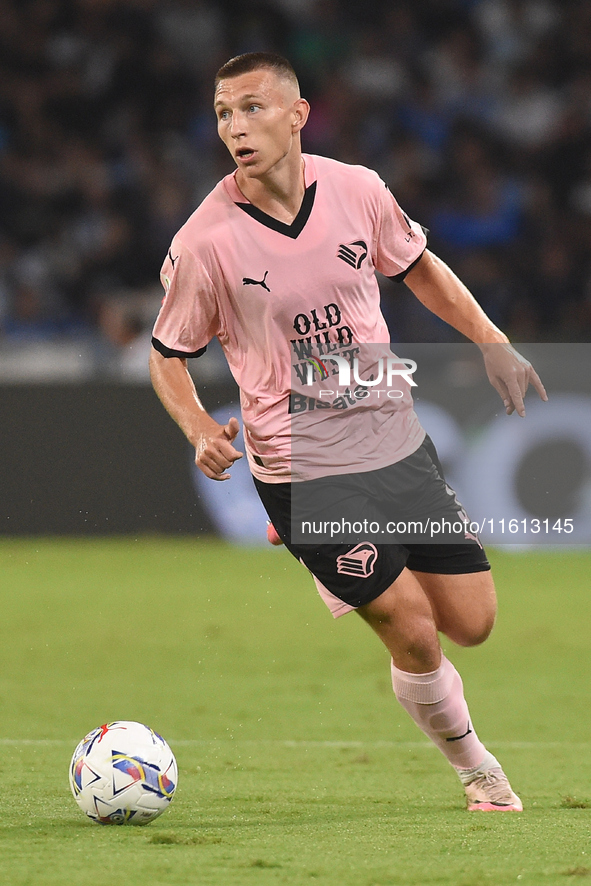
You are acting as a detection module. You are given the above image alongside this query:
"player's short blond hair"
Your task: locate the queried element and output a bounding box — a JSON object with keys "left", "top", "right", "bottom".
{"left": 215, "top": 52, "right": 300, "bottom": 94}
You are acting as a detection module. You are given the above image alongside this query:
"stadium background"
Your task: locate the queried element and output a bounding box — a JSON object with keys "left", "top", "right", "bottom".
{"left": 1, "top": 0, "right": 590, "bottom": 540}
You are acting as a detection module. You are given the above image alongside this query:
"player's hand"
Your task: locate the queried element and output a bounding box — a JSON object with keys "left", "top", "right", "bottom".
{"left": 479, "top": 343, "right": 548, "bottom": 417}
{"left": 194, "top": 415, "right": 243, "bottom": 481}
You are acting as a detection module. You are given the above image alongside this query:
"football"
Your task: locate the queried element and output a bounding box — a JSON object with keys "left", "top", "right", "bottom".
{"left": 69, "top": 720, "right": 178, "bottom": 825}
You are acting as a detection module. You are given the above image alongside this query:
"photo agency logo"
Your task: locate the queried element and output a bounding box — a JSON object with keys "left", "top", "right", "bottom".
{"left": 302, "top": 353, "right": 418, "bottom": 401}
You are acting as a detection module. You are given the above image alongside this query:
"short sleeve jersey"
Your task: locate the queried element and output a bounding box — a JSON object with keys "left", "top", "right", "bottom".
{"left": 152, "top": 154, "right": 427, "bottom": 482}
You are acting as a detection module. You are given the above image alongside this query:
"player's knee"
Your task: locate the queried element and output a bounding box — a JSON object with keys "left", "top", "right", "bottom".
{"left": 451, "top": 612, "right": 495, "bottom": 647}
{"left": 393, "top": 613, "right": 442, "bottom": 667}
{"left": 360, "top": 608, "right": 440, "bottom": 668}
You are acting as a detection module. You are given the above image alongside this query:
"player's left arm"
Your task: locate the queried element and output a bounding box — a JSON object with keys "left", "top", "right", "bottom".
{"left": 403, "top": 249, "right": 548, "bottom": 416}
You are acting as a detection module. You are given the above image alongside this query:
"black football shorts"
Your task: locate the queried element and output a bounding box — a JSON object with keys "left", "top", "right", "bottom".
{"left": 253, "top": 435, "right": 490, "bottom": 610}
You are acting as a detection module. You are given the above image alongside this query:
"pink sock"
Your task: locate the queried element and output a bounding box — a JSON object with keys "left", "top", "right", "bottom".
{"left": 391, "top": 655, "right": 487, "bottom": 770}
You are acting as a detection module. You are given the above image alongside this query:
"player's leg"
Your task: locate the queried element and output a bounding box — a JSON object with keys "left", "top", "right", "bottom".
{"left": 402, "top": 434, "right": 497, "bottom": 648}
{"left": 253, "top": 476, "right": 521, "bottom": 810}
{"left": 357, "top": 568, "right": 522, "bottom": 811}
{"left": 411, "top": 569, "right": 497, "bottom": 647}
{"left": 354, "top": 565, "right": 441, "bottom": 672}
{"left": 357, "top": 568, "right": 489, "bottom": 770}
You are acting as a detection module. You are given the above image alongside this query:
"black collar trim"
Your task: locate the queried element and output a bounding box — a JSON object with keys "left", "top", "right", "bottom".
{"left": 235, "top": 181, "right": 317, "bottom": 239}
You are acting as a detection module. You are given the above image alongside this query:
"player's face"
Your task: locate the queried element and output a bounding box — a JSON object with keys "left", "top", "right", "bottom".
{"left": 214, "top": 70, "right": 308, "bottom": 180}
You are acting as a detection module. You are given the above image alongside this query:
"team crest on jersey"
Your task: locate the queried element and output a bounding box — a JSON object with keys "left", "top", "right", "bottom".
{"left": 336, "top": 543, "right": 378, "bottom": 577}
{"left": 337, "top": 240, "right": 368, "bottom": 270}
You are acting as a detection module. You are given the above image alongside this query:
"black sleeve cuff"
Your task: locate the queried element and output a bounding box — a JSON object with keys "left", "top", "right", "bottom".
{"left": 151, "top": 337, "right": 207, "bottom": 359}
{"left": 389, "top": 246, "right": 427, "bottom": 282}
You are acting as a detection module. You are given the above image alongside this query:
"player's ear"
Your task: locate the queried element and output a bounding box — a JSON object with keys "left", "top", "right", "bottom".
{"left": 291, "top": 98, "right": 310, "bottom": 133}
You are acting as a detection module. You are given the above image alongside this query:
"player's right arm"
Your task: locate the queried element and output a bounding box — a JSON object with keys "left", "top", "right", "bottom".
{"left": 150, "top": 237, "right": 242, "bottom": 481}
{"left": 149, "top": 349, "right": 243, "bottom": 481}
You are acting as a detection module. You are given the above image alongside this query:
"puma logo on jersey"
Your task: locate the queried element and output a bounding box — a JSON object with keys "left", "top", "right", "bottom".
{"left": 243, "top": 270, "right": 270, "bottom": 291}
{"left": 168, "top": 249, "right": 179, "bottom": 268}
{"left": 337, "top": 240, "right": 368, "bottom": 269}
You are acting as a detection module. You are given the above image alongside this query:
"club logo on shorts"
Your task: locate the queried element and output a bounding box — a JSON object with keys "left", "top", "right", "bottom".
{"left": 336, "top": 543, "right": 378, "bottom": 578}
{"left": 337, "top": 240, "right": 368, "bottom": 270}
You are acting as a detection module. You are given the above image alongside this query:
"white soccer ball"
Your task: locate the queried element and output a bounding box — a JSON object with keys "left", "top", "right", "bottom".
{"left": 69, "top": 721, "right": 178, "bottom": 825}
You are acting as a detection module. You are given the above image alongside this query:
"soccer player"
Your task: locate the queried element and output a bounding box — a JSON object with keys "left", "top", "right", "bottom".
{"left": 149, "top": 52, "right": 547, "bottom": 811}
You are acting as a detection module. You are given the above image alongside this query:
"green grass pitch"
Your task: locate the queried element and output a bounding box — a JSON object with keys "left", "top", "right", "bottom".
{"left": 0, "top": 538, "right": 589, "bottom": 885}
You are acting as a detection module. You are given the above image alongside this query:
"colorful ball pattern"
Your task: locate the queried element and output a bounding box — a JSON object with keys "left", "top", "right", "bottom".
{"left": 69, "top": 721, "right": 178, "bottom": 825}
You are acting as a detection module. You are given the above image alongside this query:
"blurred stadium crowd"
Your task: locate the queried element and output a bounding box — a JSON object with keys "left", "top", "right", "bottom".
{"left": 1, "top": 0, "right": 591, "bottom": 376}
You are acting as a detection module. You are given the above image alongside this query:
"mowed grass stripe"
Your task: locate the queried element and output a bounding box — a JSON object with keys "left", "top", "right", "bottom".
{"left": 2, "top": 738, "right": 591, "bottom": 748}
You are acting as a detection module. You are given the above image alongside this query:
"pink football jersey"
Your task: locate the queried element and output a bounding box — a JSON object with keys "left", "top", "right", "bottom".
{"left": 152, "top": 154, "right": 427, "bottom": 481}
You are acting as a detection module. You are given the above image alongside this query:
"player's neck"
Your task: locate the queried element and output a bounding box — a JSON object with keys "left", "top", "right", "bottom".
{"left": 235, "top": 153, "right": 305, "bottom": 225}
